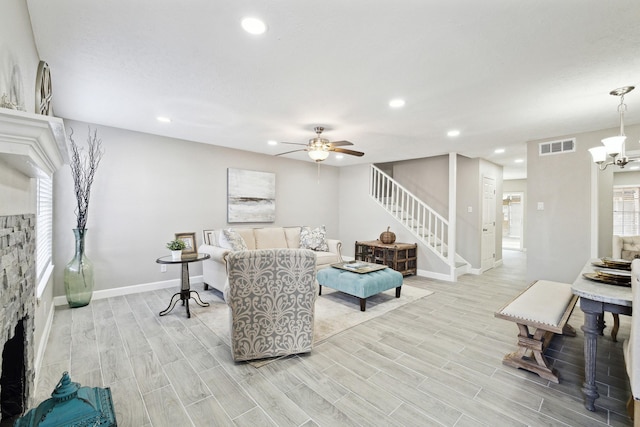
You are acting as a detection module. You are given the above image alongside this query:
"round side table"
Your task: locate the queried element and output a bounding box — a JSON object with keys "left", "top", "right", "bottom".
{"left": 156, "top": 253, "right": 210, "bottom": 318}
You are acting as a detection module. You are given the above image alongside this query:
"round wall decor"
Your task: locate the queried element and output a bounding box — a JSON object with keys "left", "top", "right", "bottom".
{"left": 35, "top": 61, "right": 52, "bottom": 115}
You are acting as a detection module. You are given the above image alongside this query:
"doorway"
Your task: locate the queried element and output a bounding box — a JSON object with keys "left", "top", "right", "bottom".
{"left": 481, "top": 176, "right": 496, "bottom": 272}
{"left": 503, "top": 192, "right": 523, "bottom": 250}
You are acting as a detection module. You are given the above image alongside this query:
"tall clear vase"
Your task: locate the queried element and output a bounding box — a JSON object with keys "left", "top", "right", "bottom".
{"left": 64, "top": 228, "right": 94, "bottom": 308}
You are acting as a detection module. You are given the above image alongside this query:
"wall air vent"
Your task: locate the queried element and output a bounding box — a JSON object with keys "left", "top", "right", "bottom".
{"left": 539, "top": 138, "right": 576, "bottom": 156}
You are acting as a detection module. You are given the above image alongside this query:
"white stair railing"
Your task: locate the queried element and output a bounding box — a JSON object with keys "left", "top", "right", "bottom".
{"left": 369, "top": 165, "right": 450, "bottom": 263}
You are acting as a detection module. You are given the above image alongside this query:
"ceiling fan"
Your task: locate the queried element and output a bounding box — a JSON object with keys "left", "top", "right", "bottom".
{"left": 275, "top": 126, "right": 364, "bottom": 162}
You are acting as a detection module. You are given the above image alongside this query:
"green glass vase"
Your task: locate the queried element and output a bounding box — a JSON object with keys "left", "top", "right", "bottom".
{"left": 64, "top": 228, "right": 94, "bottom": 308}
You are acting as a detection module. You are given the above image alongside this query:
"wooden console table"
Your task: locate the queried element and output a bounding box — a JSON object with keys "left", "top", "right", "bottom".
{"left": 354, "top": 240, "right": 417, "bottom": 276}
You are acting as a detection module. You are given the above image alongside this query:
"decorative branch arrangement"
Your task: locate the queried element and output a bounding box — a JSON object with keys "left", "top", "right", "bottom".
{"left": 69, "top": 127, "right": 104, "bottom": 230}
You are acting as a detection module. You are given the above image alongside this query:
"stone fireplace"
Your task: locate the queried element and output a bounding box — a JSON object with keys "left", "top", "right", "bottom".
{"left": 0, "top": 109, "right": 67, "bottom": 422}
{"left": 0, "top": 215, "right": 36, "bottom": 424}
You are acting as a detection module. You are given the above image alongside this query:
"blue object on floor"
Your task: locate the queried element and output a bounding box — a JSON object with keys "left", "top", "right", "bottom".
{"left": 317, "top": 265, "right": 403, "bottom": 311}
{"left": 14, "top": 371, "right": 117, "bottom": 427}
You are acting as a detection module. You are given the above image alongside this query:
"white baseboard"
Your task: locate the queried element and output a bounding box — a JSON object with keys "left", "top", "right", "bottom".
{"left": 53, "top": 275, "right": 204, "bottom": 306}
{"left": 416, "top": 268, "right": 455, "bottom": 282}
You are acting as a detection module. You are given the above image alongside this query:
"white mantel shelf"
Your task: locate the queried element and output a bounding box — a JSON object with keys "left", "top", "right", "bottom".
{"left": 0, "top": 108, "right": 68, "bottom": 178}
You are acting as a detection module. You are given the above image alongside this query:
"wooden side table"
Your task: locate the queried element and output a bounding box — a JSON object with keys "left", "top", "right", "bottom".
{"left": 354, "top": 240, "right": 417, "bottom": 276}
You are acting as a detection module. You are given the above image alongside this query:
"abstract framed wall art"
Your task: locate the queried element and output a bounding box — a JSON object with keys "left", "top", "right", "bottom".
{"left": 227, "top": 168, "right": 276, "bottom": 223}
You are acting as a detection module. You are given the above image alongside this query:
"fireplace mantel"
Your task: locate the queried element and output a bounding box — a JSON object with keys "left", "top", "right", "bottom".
{"left": 0, "top": 109, "right": 68, "bottom": 178}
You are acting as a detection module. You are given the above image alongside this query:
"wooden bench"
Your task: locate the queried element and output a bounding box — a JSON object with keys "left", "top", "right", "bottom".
{"left": 495, "top": 280, "right": 578, "bottom": 383}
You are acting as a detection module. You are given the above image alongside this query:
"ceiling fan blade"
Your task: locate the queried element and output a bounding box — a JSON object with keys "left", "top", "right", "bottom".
{"left": 329, "top": 140, "right": 353, "bottom": 147}
{"left": 276, "top": 148, "right": 308, "bottom": 156}
{"left": 332, "top": 147, "right": 364, "bottom": 157}
{"left": 279, "top": 141, "right": 308, "bottom": 146}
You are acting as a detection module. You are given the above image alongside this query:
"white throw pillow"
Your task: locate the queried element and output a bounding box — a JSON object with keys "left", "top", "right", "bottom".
{"left": 220, "top": 228, "right": 248, "bottom": 251}
{"left": 300, "top": 225, "right": 329, "bottom": 252}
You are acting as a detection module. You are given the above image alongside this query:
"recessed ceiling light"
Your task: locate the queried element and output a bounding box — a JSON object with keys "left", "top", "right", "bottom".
{"left": 630, "top": 166, "right": 640, "bottom": 170}
{"left": 389, "top": 99, "right": 405, "bottom": 108}
{"left": 157, "top": 116, "right": 171, "bottom": 123}
{"left": 514, "top": 159, "right": 524, "bottom": 163}
{"left": 267, "top": 140, "right": 278, "bottom": 146}
{"left": 241, "top": 17, "right": 267, "bottom": 35}
{"left": 335, "top": 154, "right": 344, "bottom": 160}
{"left": 494, "top": 148, "right": 505, "bottom": 154}
{"left": 447, "top": 130, "right": 460, "bottom": 137}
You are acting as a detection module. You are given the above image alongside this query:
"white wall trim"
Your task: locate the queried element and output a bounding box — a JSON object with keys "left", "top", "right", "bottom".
{"left": 33, "top": 299, "right": 55, "bottom": 392}
{"left": 416, "top": 268, "right": 453, "bottom": 282}
{"left": 590, "top": 162, "right": 599, "bottom": 258}
{"left": 53, "top": 275, "right": 204, "bottom": 306}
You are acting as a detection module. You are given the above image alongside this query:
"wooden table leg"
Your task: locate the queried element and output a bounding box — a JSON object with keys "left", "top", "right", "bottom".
{"left": 581, "top": 309, "right": 600, "bottom": 411}
{"left": 612, "top": 313, "right": 620, "bottom": 342}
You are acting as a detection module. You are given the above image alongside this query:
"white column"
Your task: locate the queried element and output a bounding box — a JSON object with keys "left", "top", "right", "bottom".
{"left": 448, "top": 152, "right": 457, "bottom": 278}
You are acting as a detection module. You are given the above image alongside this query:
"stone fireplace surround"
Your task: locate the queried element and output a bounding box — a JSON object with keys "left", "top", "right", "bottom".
{"left": 0, "top": 214, "right": 36, "bottom": 421}
{"left": 0, "top": 109, "right": 67, "bottom": 418}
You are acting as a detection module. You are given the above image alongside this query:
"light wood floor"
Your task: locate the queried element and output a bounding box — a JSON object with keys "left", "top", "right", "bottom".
{"left": 34, "top": 251, "right": 634, "bottom": 426}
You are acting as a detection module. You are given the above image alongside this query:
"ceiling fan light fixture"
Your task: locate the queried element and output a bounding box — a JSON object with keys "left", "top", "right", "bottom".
{"left": 308, "top": 149, "right": 329, "bottom": 162}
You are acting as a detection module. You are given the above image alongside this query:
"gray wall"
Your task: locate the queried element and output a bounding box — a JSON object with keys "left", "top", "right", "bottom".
{"left": 0, "top": 0, "right": 40, "bottom": 216}
{"left": 526, "top": 124, "right": 640, "bottom": 283}
{"left": 390, "top": 155, "right": 450, "bottom": 217}
{"left": 614, "top": 171, "right": 640, "bottom": 186}
{"left": 53, "top": 121, "right": 341, "bottom": 296}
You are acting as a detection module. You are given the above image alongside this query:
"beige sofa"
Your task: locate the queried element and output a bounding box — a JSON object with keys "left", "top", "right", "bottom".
{"left": 613, "top": 235, "right": 640, "bottom": 260}
{"left": 198, "top": 226, "right": 342, "bottom": 293}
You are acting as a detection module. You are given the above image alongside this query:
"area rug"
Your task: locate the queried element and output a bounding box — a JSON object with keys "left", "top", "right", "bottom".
{"left": 192, "top": 284, "right": 433, "bottom": 366}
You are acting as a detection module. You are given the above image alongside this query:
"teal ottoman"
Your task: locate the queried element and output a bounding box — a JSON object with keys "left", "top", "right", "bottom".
{"left": 316, "top": 266, "right": 404, "bottom": 311}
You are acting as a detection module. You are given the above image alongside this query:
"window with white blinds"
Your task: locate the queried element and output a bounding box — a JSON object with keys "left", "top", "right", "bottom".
{"left": 613, "top": 186, "right": 640, "bottom": 236}
{"left": 36, "top": 177, "right": 53, "bottom": 284}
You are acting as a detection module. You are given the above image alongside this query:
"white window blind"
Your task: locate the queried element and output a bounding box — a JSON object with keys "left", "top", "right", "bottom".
{"left": 36, "top": 177, "right": 53, "bottom": 283}
{"left": 613, "top": 186, "right": 640, "bottom": 236}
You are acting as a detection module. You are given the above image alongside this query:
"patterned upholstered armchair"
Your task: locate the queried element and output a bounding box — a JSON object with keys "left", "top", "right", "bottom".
{"left": 224, "top": 248, "right": 318, "bottom": 362}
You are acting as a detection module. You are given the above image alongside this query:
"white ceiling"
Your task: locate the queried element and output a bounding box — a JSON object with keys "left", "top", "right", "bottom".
{"left": 26, "top": 0, "right": 640, "bottom": 180}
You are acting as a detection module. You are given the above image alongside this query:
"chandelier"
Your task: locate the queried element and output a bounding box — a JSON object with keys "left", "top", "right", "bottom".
{"left": 589, "top": 86, "right": 635, "bottom": 170}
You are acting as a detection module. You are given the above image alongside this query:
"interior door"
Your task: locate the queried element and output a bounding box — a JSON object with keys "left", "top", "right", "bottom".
{"left": 481, "top": 176, "right": 496, "bottom": 272}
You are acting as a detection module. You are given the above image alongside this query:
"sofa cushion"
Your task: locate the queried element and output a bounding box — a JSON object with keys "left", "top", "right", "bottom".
{"left": 622, "top": 250, "right": 640, "bottom": 260}
{"left": 300, "top": 225, "right": 329, "bottom": 251}
{"left": 254, "top": 227, "right": 288, "bottom": 249}
{"left": 220, "top": 229, "right": 248, "bottom": 251}
{"left": 314, "top": 251, "right": 340, "bottom": 266}
{"left": 284, "top": 227, "right": 301, "bottom": 248}
{"left": 234, "top": 228, "right": 257, "bottom": 250}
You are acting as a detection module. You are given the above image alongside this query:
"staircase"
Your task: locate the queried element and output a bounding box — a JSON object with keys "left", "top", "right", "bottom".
{"left": 369, "top": 165, "right": 469, "bottom": 280}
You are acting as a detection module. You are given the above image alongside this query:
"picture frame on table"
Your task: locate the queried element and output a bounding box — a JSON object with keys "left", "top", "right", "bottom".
{"left": 175, "top": 232, "right": 197, "bottom": 256}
